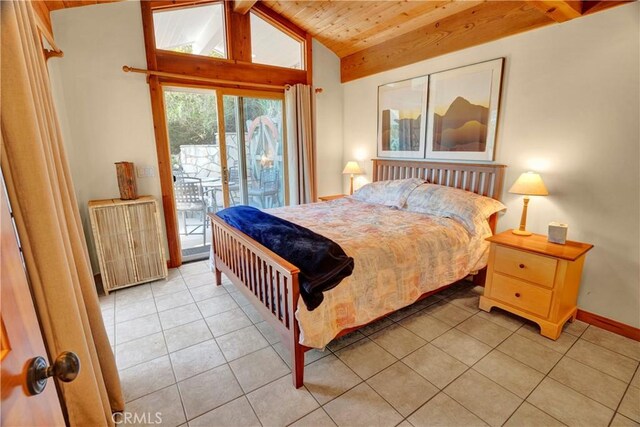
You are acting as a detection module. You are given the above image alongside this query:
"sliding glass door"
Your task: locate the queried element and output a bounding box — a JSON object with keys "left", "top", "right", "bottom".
{"left": 163, "top": 86, "right": 286, "bottom": 260}
{"left": 224, "top": 95, "right": 286, "bottom": 209}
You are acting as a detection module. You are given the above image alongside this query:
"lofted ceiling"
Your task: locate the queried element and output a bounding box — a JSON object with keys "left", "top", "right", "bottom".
{"left": 261, "top": 0, "right": 632, "bottom": 81}
{"left": 35, "top": 0, "right": 632, "bottom": 81}
{"left": 262, "top": 0, "right": 487, "bottom": 58}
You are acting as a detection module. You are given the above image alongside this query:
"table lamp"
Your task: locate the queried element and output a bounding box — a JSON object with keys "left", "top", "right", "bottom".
{"left": 508, "top": 172, "right": 548, "bottom": 236}
{"left": 342, "top": 161, "right": 363, "bottom": 195}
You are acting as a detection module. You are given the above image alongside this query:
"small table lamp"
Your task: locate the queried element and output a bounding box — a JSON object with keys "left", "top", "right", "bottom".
{"left": 509, "top": 172, "right": 549, "bottom": 236}
{"left": 342, "top": 161, "right": 363, "bottom": 195}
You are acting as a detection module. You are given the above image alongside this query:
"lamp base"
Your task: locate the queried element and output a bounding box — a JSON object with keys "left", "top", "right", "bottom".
{"left": 512, "top": 229, "right": 532, "bottom": 236}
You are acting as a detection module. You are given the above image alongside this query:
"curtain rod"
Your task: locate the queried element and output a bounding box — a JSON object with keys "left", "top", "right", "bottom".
{"left": 122, "top": 65, "right": 287, "bottom": 90}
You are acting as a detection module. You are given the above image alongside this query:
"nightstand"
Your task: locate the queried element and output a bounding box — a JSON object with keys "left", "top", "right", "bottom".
{"left": 318, "top": 194, "right": 347, "bottom": 202}
{"left": 479, "top": 231, "right": 593, "bottom": 340}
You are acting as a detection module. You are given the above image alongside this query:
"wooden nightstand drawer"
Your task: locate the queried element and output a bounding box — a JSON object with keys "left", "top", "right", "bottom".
{"left": 494, "top": 245, "right": 557, "bottom": 288}
{"left": 491, "top": 273, "right": 553, "bottom": 318}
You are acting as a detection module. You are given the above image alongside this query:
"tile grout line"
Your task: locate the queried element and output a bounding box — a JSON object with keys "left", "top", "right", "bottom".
{"left": 608, "top": 362, "right": 640, "bottom": 427}
{"left": 400, "top": 312, "right": 524, "bottom": 425}
{"left": 501, "top": 331, "right": 594, "bottom": 427}
{"left": 577, "top": 330, "right": 640, "bottom": 364}
{"left": 171, "top": 263, "right": 228, "bottom": 425}
{"left": 182, "top": 273, "right": 266, "bottom": 425}
{"left": 398, "top": 300, "right": 579, "bottom": 426}
{"left": 152, "top": 272, "right": 189, "bottom": 426}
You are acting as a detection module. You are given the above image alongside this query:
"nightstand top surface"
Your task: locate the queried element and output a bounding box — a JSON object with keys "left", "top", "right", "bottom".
{"left": 488, "top": 231, "right": 593, "bottom": 261}
{"left": 318, "top": 194, "right": 347, "bottom": 201}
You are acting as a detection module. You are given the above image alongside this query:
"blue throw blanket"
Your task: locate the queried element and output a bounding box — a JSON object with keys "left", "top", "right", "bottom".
{"left": 216, "top": 205, "right": 354, "bottom": 311}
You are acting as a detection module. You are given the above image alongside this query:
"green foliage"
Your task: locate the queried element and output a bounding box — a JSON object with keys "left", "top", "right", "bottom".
{"left": 164, "top": 92, "right": 282, "bottom": 175}
{"left": 164, "top": 91, "right": 219, "bottom": 155}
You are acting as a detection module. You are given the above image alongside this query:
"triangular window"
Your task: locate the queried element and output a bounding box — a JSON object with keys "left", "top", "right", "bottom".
{"left": 250, "top": 12, "right": 303, "bottom": 70}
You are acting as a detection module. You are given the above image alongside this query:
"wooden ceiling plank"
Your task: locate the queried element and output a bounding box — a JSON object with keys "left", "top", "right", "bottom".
{"left": 296, "top": 1, "right": 434, "bottom": 54}
{"left": 528, "top": 0, "right": 583, "bottom": 22}
{"left": 289, "top": 1, "right": 348, "bottom": 31}
{"left": 331, "top": 0, "right": 483, "bottom": 57}
{"left": 233, "top": 0, "right": 258, "bottom": 15}
{"left": 340, "top": 1, "right": 552, "bottom": 82}
{"left": 313, "top": 1, "right": 409, "bottom": 40}
{"left": 311, "top": 2, "right": 372, "bottom": 34}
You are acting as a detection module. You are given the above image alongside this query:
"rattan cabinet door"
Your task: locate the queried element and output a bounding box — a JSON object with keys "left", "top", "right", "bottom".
{"left": 90, "top": 205, "right": 137, "bottom": 292}
{"left": 126, "top": 201, "right": 167, "bottom": 283}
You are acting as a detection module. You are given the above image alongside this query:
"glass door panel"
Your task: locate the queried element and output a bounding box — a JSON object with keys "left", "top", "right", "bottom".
{"left": 243, "top": 97, "right": 285, "bottom": 209}
{"left": 161, "top": 87, "right": 287, "bottom": 262}
{"left": 222, "top": 95, "right": 247, "bottom": 207}
{"left": 164, "top": 86, "right": 220, "bottom": 260}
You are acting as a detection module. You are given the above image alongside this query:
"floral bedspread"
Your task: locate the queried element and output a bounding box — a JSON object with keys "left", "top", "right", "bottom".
{"left": 267, "top": 197, "right": 491, "bottom": 349}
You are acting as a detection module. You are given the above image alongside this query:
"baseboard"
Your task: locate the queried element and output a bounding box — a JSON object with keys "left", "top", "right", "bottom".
{"left": 576, "top": 309, "right": 640, "bottom": 342}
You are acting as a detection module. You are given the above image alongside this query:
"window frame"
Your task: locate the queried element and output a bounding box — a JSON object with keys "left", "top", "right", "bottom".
{"left": 151, "top": 1, "right": 229, "bottom": 60}
{"left": 141, "top": 0, "right": 310, "bottom": 267}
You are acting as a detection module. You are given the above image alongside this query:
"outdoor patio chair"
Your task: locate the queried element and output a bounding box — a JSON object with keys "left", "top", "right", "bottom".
{"left": 249, "top": 167, "right": 279, "bottom": 209}
{"left": 174, "top": 176, "right": 207, "bottom": 245}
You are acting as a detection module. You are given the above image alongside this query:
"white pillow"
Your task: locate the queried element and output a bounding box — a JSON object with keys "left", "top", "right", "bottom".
{"left": 351, "top": 178, "right": 424, "bottom": 209}
{"left": 405, "top": 184, "right": 506, "bottom": 235}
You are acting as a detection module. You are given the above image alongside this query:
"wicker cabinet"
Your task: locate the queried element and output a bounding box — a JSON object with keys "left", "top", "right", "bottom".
{"left": 89, "top": 196, "right": 167, "bottom": 294}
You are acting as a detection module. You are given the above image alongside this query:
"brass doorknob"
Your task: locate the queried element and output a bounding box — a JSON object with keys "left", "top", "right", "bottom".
{"left": 26, "top": 351, "right": 80, "bottom": 396}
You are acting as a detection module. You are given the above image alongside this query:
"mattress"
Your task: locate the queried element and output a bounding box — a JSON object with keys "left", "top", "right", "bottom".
{"left": 267, "top": 197, "right": 491, "bottom": 348}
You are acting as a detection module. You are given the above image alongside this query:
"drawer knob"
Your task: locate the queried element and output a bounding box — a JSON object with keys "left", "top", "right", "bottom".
{"left": 515, "top": 292, "right": 521, "bottom": 298}
{"left": 519, "top": 264, "right": 525, "bottom": 269}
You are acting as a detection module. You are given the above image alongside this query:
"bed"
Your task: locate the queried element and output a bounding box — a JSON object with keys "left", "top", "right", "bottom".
{"left": 209, "top": 159, "right": 506, "bottom": 388}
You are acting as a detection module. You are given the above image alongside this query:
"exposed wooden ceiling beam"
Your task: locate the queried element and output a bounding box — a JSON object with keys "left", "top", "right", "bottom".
{"left": 528, "top": 0, "right": 583, "bottom": 22}
{"left": 233, "top": 0, "right": 259, "bottom": 15}
{"left": 325, "top": 0, "right": 486, "bottom": 58}
{"left": 44, "top": 0, "right": 124, "bottom": 12}
{"left": 340, "top": 2, "right": 552, "bottom": 82}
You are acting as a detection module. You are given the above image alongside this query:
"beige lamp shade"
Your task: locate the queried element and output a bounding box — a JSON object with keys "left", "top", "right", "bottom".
{"left": 343, "top": 161, "right": 362, "bottom": 195}
{"left": 509, "top": 171, "right": 548, "bottom": 236}
{"left": 509, "top": 172, "right": 549, "bottom": 196}
{"left": 342, "top": 161, "right": 363, "bottom": 175}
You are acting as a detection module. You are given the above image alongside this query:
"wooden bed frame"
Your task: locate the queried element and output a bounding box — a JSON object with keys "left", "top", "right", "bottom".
{"left": 209, "top": 159, "right": 506, "bottom": 388}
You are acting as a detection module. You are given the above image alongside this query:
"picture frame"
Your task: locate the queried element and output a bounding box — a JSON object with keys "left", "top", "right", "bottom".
{"left": 424, "top": 58, "right": 504, "bottom": 161}
{"left": 377, "top": 76, "right": 428, "bottom": 159}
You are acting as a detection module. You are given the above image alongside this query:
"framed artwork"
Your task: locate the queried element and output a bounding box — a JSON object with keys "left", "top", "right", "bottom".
{"left": 425, "top": 58, "right": 504, "bottom": 161}
{"left": 377, "top": 77, "right": 428, "bottom": 159}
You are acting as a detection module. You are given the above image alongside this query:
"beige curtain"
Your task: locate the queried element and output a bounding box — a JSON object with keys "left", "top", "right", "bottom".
{"left": 285, "top": 84, "right": 317, "bottom": 204}
{"left": 1, "top": 1, "right": 124, "bottom": 425}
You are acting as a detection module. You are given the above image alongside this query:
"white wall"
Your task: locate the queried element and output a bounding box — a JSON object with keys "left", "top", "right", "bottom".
{"left": 48, "top": 1, "right": 344, "bottom": 271}
{"left": 313, "top": 39, "right": 344, "bottom": 197}
{"left": 49, "top": 1, "right": 165, "bottom": 271}
{"left": 343, "top": 3, "right": 640, "bottom": 327}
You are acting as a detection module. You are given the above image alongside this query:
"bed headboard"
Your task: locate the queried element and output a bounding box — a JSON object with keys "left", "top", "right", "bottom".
{"left": 372, "top": 159, "right": 507, "bottom": 201}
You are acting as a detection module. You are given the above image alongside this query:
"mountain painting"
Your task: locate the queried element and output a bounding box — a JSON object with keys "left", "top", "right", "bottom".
{"left": 432, "top": 96, "right": 489, "bottom": 152}
{"left": 425, "top": 58, "right": 503, "bottom": 161}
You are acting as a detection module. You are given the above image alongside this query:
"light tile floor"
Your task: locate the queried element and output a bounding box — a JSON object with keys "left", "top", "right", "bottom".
{"left": 101, "top": 261, "right": 640, "bottom": 427}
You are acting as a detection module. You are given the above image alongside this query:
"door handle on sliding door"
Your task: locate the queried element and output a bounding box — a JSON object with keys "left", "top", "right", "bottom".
{"left": 222, "top": 167, "right": 229, "bottom": 185}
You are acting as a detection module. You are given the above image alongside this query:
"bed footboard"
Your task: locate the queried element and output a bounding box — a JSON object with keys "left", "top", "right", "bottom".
{"left": 209, "top": 214, "right": 306, "bottom": 387}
